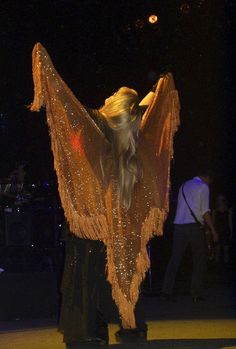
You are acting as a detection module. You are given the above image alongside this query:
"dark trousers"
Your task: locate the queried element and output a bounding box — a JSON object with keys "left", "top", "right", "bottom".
{"left": 162, "top": 224, "right": 206, "bottom": 297}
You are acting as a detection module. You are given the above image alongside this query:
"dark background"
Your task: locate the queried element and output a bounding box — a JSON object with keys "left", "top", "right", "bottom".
{"left": 0, "top": 1, "right": 236, "bottom": 322}
{"left": 0, "top": 0, "right": 235, "bottom": 201}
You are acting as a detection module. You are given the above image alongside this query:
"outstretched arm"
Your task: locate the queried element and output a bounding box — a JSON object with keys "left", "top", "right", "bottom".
{"left": 137, "top": 73, "right": 180, "bottom": 224}
{"left": 139, "top": 75, "right": 166, "bottom": 107}
{"left": 139, "top": 91, "right": 155, "bottom": 106}
{"left": 29, "top": 42, "right": 110, "bottom": 239}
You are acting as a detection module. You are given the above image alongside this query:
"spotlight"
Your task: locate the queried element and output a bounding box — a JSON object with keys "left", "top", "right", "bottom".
{"left": 148, "top": 14, "right": 158, "bottom": 24}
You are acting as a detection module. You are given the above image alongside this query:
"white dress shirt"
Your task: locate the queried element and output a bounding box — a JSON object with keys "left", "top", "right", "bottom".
{"left": 174, "top": 177, "right": 210, "bottom": 225}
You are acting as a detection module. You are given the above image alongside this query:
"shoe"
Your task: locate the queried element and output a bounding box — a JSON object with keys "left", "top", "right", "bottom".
{"left": 115, "top": 328, "right": 147, "bottom": 343}
{"left": 192, "top": 296, "right": 205, "bottom": 303}
{"left": 160, "top": 292, "right": 177, "bottom": 302}
{"left": 66, "top": 337, "right": 108, "bottom": 348}
{"left": 83, "top": 337, "right": 108, "bottom": 346}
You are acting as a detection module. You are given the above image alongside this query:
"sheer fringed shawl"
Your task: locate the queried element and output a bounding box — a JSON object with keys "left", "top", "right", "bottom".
{"left": 30, "top": 42, "right": 180, "bottom": 328}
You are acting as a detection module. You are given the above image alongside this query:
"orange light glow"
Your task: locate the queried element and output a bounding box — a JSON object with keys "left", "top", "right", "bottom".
{"left": 70, "top": 130, "right": 84, "bottom": 156}
{"left": 148, "top": 14, "right": 158, "bottom": 24}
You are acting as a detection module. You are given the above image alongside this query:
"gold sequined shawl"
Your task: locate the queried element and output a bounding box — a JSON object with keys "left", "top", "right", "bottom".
{"left": 30, "top": 42, "right": 180, "bottom": 328}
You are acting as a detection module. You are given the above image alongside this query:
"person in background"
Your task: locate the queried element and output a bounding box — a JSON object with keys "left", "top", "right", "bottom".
{"left": 161, "top": 170, "right": 218, "bottom": 302}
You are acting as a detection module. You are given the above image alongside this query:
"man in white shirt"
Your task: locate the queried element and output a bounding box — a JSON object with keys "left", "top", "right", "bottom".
{"left": 161, "top": 171, "right": 218, "bottom": 302}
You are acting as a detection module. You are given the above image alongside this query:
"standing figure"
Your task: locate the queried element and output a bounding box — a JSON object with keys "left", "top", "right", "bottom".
{"left": 213, "top": 194, "right": 233, "bottom": 265}
{"left": 29, "top": 43, "right": 180, "bottom": 344}
{"left": 161, "top": 171, "right": 218, "bottom": 302}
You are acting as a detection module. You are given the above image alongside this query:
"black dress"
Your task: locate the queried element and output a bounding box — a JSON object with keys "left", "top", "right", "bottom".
{"left": 58, "top": 107, "right": 148, "bottom": 344}
{"left": 58, "top": 109, "right": 113, "bottom": 344}
{"left": 58, "top": 227, "right": 109, "bottom": 344}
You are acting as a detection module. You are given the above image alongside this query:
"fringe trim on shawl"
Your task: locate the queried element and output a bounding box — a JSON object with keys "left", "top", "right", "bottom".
{"left": 51, "top": 136, "right": 109, "bottom": 241}
{"left": 106, "top": 207, "right": 167, "bottom": 329}
{"left": 67, "top": 212, "right": 109, "bottom": 240}
{"left": 30, "top": 43, "right": 44, "bottom": 111}
{"left": 129, "top": 207, "right": 166, "bottom": 302}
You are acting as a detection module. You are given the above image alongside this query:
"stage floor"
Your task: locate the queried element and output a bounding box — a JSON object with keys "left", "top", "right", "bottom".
{"left": 0, "top": 318, "right": 236, "bottom": 349}
{"left": 1, "top": 266, "right": 236, "bottom": 348}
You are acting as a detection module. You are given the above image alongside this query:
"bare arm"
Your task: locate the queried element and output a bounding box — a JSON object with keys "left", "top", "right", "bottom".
{"left": 139, "top": 91, "right": 155, "bottom": 106}
{"left": 139, "top": 75, "right": 167, "bottom": 106}
{"left": 203, "top": 211, "right": 218, "bottom": 242}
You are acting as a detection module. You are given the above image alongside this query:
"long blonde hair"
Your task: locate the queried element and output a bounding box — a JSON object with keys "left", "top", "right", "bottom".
{"left": 99, "top": 87, "right": 142, "bottom": 210}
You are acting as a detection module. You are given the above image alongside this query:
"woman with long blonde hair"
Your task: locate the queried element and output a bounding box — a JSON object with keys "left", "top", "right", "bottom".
{"left": 58, "top": 87, "right": 155, "bottom": 346}
{"left": 87, "top": 86, "right": 154, "bottom": 210}
{"left": 30, "top": 42, "right": 180, "bottom": 347}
